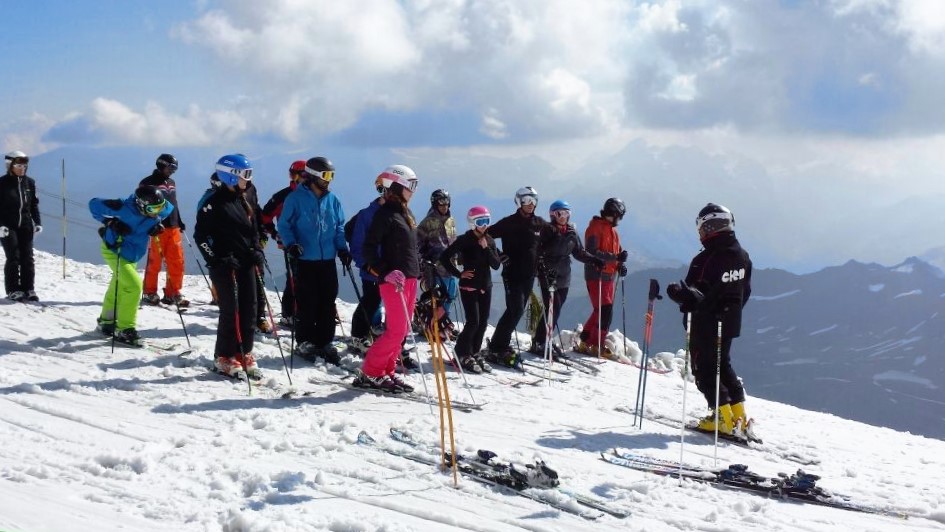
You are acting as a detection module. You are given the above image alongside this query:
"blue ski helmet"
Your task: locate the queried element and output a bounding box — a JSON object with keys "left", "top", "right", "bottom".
{"left": 215, "top": 154, "right": 253, "bottom": 186}
{"left": 549, "top": 199, "right": 571, "bottom": 213}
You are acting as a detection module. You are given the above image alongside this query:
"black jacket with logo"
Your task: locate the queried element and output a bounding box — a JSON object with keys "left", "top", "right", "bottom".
{"left": 683, "top": 232, "right": 752, "bottom": 338}
{"left": 193, "top": 186, "right": 261, "bottom": 267}
{"left": 537, "top": 222, "right": 596, "bottom": 289}
{"left": 440, "top": 230, "right": 501, "bottom": 291}
{"left": 362, "top": 201, "right": 421, "bottom": 279}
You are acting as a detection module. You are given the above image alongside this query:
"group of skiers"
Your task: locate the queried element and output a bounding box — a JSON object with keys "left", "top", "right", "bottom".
{"left": 1, "top": 149, "right": 755, "bottom": 439}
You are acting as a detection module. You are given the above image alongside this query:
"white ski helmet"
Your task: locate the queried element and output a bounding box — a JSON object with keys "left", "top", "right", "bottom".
{"left": 377, "top": 164, "right": 418, "bottom": 193}
{"left": 514, "top": 186, "right": 538, "bottom": 208}
{"left": 5, "top": 150, "right": 28, "bottom": 171}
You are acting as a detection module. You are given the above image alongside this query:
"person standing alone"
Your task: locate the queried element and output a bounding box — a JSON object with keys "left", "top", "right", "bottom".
{"left": 0, "top": 151, "right": 41, "bottom": 302}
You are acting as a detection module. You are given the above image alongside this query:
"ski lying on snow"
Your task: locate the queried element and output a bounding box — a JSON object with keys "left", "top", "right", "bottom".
{"left": 601, "top": 451, "right": 909, "bottom": 518}
{"left": 306, "top": 376, "right": 485, "bottom": 413}
{"left": 384, "top": 428, "right": 629, "bottom": 519}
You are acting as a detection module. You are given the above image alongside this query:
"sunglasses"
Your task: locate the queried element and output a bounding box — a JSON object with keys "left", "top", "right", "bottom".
{"left": 519, "top": 195, "right": 537, "bottom": 206}
{"left": 305, "top": 168, "right": 335, "bottom": 182}
{"left": 473, "top": 217, "right": 491, "bottom": 227}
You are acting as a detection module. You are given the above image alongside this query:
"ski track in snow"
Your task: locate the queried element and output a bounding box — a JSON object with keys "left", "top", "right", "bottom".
{"left": 0, "top": 251, "right": 943, "bottom": 531}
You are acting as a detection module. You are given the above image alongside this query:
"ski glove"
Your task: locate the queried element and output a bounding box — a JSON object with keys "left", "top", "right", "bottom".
{"left": 384, "top": 269, "right": 406, "bottom": 292}
{"left": 618, "top": 263, "right": 628, "bottom": 277}
{"left": 666, "top": 280, "right": 704, "bottom": 313}
{"left": 105, "top": 218, "right": 132, "bottom": 236}
{"left": 252, "top": 249, "right": 266, "bottom": 267}
{"left": 498, "top": 252, "right": 510, "bottom": 266}
{"left": 617, "top": 249, "right": 629, "bottom": 263}
{"left": 178, "top": 221, "right": 186, "bottom": 231}
{"left": 148, "top": 223, "right": 165, "bottom": 236}
{"left": 34, "top": 225, "right": 42, "bottom": 234}
{"left": 286, "top": 244, "right": 303, "bottom": 259}
{"left": 590, "top": 257, "right": 605, "bottom": 269}
{"left": 0, "top": 226, "right": 8, "bottom": 238}
{"left": 338, "top": 248, "right": 353, "bottom": 268}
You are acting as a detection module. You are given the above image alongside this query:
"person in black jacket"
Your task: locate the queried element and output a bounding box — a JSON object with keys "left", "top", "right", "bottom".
{"left": 440, "top": 205, "right": 502, "bottom": 373}
{"left": 667, "top": 203, "right": 754, "bottom": 440}
{"left": 0, "top": 151, "right": 41, "bottom": 302}
{"left": 486, "top": 186, "right": 548, "bottom": 366}
{"left": 530, "top": 200, "right": 603, "bottom": 356}
{"left": 194, "top": 154, "right": 266, "bottom": 379}
{"left": 353, "top": 165, "right": 420, "bottom": 393}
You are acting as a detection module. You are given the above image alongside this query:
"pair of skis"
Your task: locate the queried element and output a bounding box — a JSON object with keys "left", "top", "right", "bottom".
{"left": 601, "top": 449, "right": 909, "bottom": 518}
{"left": 357, "top": 428, "right": 629, "bottom": 520}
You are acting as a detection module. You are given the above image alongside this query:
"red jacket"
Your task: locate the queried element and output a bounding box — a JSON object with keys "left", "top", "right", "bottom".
{"left": 583, "top": 216, "right": 622, "bottom": 281}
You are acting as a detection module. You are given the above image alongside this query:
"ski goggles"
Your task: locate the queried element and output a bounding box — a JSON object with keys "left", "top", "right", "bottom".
{"left": 518, "top": 194, "right": 538, "bottom": 206}
{"left": 305, "top": 168, "right": 335, "bottom": 182}
{"left": 551, "top": 209, "right": 570, "bottom": 219}
{"left": 138, "top": 198, "right": 167, "bottom": 216}
{"left": 434, "top": 197, "right": 451, "bottom": 206}
{"left": 11, "top": 163, "right": 27, "bottom": 170}
{"left": 472, "top": 216, "right": 491, "bottom": 228}
{"left": 228, "top": 168, "right": 253, "bottom": 181}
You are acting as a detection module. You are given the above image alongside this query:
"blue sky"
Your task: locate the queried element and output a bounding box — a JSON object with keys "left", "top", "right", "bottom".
{"left": 5, "top": 1, "right": 945, "bottom": 271}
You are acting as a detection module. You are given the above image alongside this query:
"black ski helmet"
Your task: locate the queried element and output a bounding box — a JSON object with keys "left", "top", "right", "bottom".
{"left": 696, "top": 203, "right": 734, "bottom": 241}
{"left": 431, "top": 189, "right": 450, "bottom": 207}
{"left": 602, "top": 197, "right": 626, "bottom": 219}
{"left": 134, "top": 185, "right": 166, "bottom": 216}
{"left": 156, "top": 153, "right": 179, "bottom": 171}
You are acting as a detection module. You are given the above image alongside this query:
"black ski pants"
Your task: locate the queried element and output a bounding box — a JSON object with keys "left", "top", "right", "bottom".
{"left": 533, "top": 282, "right": 569, "bottom": 347}
{"left": 456, "top": 288, "right": 492, "bottom": 358}
{"left": 350, "top": 276, "right": 381, "bottom": 340}
{"left": 295, "top": 259, "right": 338, "bottom": 347}
{"left": 690, "top": 328, "right": 745, "bottom": 408}
{"left": 490, "top": 275, "right": 535, "bottom": 352}
{"left": 1, "top": 225, "right": 35, "bottom": 295}
{"left": 281, "top": 253, "right": 298, "bottom": 319}
{"left": 209, "top": 263, "right": 257, "bottom": 357}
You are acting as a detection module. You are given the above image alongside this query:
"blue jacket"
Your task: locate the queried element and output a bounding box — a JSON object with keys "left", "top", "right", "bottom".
{"left": 344, "top": 198, "right": 382, "bottom": 281}
{"left": 277, "top": 185, "right": 348, "bottom": 261}
{"left": 89, "top": 195, "right": 173, "bottom": 262}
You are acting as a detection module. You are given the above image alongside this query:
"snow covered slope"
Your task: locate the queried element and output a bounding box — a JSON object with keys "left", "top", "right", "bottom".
{"left": 1, "top": 251, "right": 943, "bottom": 531}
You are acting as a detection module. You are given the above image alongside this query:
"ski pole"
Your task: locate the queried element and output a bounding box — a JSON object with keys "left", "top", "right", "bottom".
{"left": 543, "top": 284, "right": 556, "bottom": 383}
{"left": 111, "top": 251, "right": 121, "bottom": 354}
{"left": 232, "top": 269, "right": 252, "bottom": 394}
{"left": 399, "top": 289, "right": 434, "bottom": 416}
{"left": 284, "top": 251, "right": 298, "bottom": 371}
{"left": 262, "top": 255, "right": 282, "bottom": 306}
{"left": 597, "top": 277, "right": 603, "bottom": 361}
{"left": 182, "top": 232, "right": 214, "bottom": 297}
{"left": 172, "top": 293, "right": 191, "bottom": 349}
{"left": 636, "top": 279, "right": 662, "bottom": 429}
{"left": 255, "top": 266, "right": 293, "bottom": 387}
{"left": 714, "top": 319, "right": 723, "bottom": 467}
{"left": 428, "top": 290, "right": 458, "bottom": 484}
{"left": 679, "top": 312, "right": 692, "bottom": 482}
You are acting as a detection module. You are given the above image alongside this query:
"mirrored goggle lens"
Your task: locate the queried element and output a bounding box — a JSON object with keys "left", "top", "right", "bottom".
{"left": 11, "top": 163, "right": 27, "bottom": 170}
{"left": 519, "top": 195, "right": 537, "bottom": 206}
{"left": 142, "top": 200, "right": 165, "bottom": 215}
{"left": 305, "top": 168, "right": 334, "bottom": 182}
{"left": 237, "top": 168, "right": 253, "bottom": 181}
{"left": 552, "top": 209, "right": 570, "bottom": 218}
{"left": 407, "top": 179, "right": 418, "bottom": 192}
{"left": 11, "top": 157, "right": 29, "bottom": 165}
{"left": 474, "top": 217, "right": 491, "bottom": 227}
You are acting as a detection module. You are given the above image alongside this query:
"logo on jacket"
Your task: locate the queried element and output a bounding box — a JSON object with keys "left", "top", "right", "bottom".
{"left": 722, "top": 268, "right": 746, "bottom": 282}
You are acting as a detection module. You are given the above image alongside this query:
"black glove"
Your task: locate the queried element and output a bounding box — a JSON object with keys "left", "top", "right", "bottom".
{"left": 591, "top": 257, "right": 605, "bottom": 269}
{"left": 338, "top": 248, "right": 353, "bottom": 267}
{"left": 107, "top": 218, "right": 132, "bottom": 236}
{"left": 499, "top": 252, "right": 510, "bottom": 266}
{"left": 252, "top": 249, "right": 266, "bottom": 267}
{"left": 287, "top": 244, "right": 303, "bottom": 259}
{"left": 212, "top": 255, "right": 241, "bottom": 271}
{"left": 148, "top": 223, "right": 165, "bottom": 236}
{"left": 617, "top": 249, "right": 629, "bottom": 263}
{"left": 667, "top": 280, "right": 704, "bottom": 313}
{"left": 618, "top": 263, "right": 628, "bottom": 277}
{"left": 178, "top": 221, "right": 186, "bottom": 231}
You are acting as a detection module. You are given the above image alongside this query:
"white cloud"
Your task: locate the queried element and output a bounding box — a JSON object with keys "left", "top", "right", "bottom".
{"left": 1, "top": 113, "right": 57, "bottom": 156}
